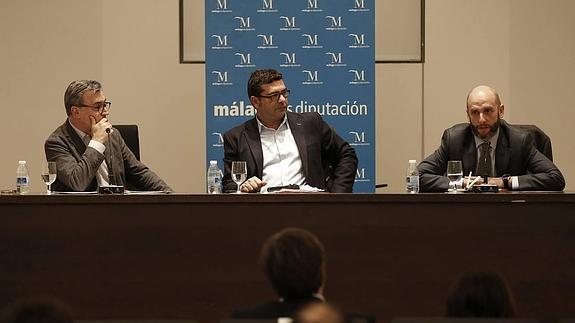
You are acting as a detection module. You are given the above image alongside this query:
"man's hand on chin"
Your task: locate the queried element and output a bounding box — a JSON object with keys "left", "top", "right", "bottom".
{"left": 90, "top": 116, "right": 113, "bottom": 144}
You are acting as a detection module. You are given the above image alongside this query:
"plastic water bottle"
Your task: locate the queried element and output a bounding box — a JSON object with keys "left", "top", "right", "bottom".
{"left": 406, "top": 159, "right": 419, "bottom": 194}
{"left": 207, "top": 160, "right": 223, "bottom": 194}
{"left": 16, "top": 160, "right": 31, "bottom": 194}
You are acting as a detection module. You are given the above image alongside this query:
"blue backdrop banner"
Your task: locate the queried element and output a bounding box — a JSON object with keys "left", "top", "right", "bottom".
{"left": 205, "top": 0, "right": 375, "bottom": 192}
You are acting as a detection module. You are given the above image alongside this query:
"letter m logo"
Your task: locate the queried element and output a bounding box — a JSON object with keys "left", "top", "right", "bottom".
{"left": 281, "top": 53, "right": 296, "bottom": 64}
{"left": 327, "top": 52, "right": 342, "bottom": 64}
{"left": 263, "top": 0, "right": 273, "bottom": 10}
{"left": 349, "top": 131, "right": 366, "bottom": 143}
{"left": 303, "top": 70, "right": 319, "bottom": 82}
{"left": 354, "top": 0, "right": 365, "bottom": 9}
{"left": 235, "top": 53, "right": 252, "bottom": 65}
{"left": 326, "top": 16, "right": 343, "bottom": 28}
{"left": 303, "top": 34, "right": 318, "bottom": 46}
{"left": 280, "top": 16, "right": 296, "bottom": 28}
{"left": 349, "top": 69, "right": 365, "bottom": 82}
{"left": 257, "top": 34, "right": 274, "bottom": 46}
{"left": 307, "top": 0, "right": 318, "bottom": 9}
{"left": 216, "top": 0, "right": 228, "bottom": 10}
{"left": 212, "top": 132, "right": 224, "bottom": 144}
{"left": 211, "top": 35, "right": 228, "bottom": 47}
{"left": 235, "top": 16, "right": 251, "bottom": 29}
{"left": 349, "top": 33, "right": 365, "bottom": 46}
{"left": 212, "top": 71, "right": 228, "bottom": 83}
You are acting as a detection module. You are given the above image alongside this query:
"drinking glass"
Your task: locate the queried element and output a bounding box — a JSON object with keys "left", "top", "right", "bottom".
{"left": 446, "top": 160, "right": 463, "bottom": 193}
{"left": 41, "top": 161, "right": 57, "bottom": 194}
{"left": 231, "top": 161, "right": 247, "bottom": 194}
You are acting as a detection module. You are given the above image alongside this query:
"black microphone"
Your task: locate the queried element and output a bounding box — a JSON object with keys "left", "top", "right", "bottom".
{"left": 97, "top": 127, "right": 124, "bottom": 194}
{"left": 106, "top": 128, "right": 114, "bottom": 184}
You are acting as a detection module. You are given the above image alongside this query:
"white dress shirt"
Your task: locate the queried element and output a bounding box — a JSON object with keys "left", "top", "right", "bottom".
{"left": 257, "top": 115, "right": 306, "bottom": 191}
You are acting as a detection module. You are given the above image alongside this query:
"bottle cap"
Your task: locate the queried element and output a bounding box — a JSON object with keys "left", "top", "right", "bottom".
{"left": 18, "top": 160, "right": 26, "bottom": 164}
{"left": 409, "top": 159, "right": 416, "bottom": 163}
{"left": 209, "top": 160, "right": 217, "bottom": 165}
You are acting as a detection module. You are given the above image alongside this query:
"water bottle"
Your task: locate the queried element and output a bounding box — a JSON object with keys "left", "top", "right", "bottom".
{"left": 406, "top": 159, "right": 419, "bottom": 194}
{"left": 207, "top": 160, "right": 223, "bottom": 194}
{"left": 16, "top": 160, "right": 31, "bottom": 194}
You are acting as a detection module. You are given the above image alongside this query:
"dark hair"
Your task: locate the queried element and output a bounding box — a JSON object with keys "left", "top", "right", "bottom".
{"left": 247, "top": 69, "right": 283, "bottom": 98}
{"left": 64, "top": 80, "right": 102, "bottom": 115}
{"left": 260, "top": 227, "right": 325, "bottom": 299}
{"left": 0, "top": 297, "right": 75, "bottom": 323}
{"left": 446, "top": 271, "right": 516, "bottom": 318}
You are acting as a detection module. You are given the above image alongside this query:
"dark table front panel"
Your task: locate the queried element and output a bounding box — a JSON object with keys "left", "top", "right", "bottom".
{"left": 1, "top": 193, "right": 574, "bottom": 323}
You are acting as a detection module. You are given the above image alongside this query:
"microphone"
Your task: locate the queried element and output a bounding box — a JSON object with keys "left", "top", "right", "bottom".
{"left": 97, "top": 126, "right": 124, "bottom": 194}
{"left": 106, "top": 128, "right": 114, "bottom": 184}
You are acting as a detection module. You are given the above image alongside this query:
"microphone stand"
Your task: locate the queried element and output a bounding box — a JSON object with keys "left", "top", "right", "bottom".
{"left": 98, "top": 128, "right": 125, "bottom": 194}
{"left": 106, "top": 128, "right": 114, "bottom": 185}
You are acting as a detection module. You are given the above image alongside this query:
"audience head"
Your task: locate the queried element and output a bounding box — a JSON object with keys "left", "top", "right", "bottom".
{"left": 0, "top": 297, "right": 75, "bottom": 323}
{"left": 260, "top": 227, "right": 326, "bottom": 299}
{"left": 446, "top": 270, "right": 516, "bottom": 318}
{"left": 465, "top": 85, "right": 504, "bottom": 139}
{"left": 294, "top": 302, "right": 343, "bottom": 323}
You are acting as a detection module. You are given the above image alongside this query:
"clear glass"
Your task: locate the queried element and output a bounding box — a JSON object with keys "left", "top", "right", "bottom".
{"left": 231, "top": 161, "right": 247, "bottom": 194}
{"left": 41, "top": 161, "right": 57, "bottom": 194}
{"left": 446, "top": 160, "right": 463, "bottom": 193}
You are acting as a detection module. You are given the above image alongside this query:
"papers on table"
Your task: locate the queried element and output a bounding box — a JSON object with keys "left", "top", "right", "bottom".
{"left": 265, "top": 184, "right": 324, "bottom": 194}
{"left": 54, "top": 190, "right": 169, "bottom": 195}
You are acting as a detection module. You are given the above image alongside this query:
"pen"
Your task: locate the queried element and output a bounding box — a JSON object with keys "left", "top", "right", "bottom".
{"left": 467, "top": 175, "right": 481, "bottom": 189}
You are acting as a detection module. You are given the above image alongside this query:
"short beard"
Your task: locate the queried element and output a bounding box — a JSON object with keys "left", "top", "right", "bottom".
{"left": 471, "top": 116, "right": 501, "bottom": 139}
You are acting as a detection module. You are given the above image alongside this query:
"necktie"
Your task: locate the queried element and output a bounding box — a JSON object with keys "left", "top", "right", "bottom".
{"left": 476, "top": 141, "right": 493, "bottom": 177}
{"left": 83, "top": 135, "right": 110, "bottom": 186}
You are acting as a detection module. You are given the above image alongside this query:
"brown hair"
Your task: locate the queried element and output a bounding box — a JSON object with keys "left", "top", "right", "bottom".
{"left": 260, "top": 228, "right": 326, "bottom": 299}
{"left": 247, "top": 69, "right": 283, "bottom": 98}
{"left": 446, "top": 270, "right": 516, "bottom": 318}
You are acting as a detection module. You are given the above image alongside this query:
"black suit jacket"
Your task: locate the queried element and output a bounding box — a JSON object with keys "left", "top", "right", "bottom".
{"left": 45, "top": 121, "right": 172, "bottom": 192}
{"left": 418, "top": 120, "right": 565, "bottom": 192}
{"left": 232, "top": 297, "right": 322, "bottom": 319}
{"left": 222, "top": 112, "right": 358, "bottom": 193}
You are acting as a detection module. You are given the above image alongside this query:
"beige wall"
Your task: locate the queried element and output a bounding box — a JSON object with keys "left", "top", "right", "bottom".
{"left": 0, "top": 0, "right": 573, "bottom": 193}
{"left": 0, "top": 1, "right": 103, "bottom": 192}
{"left": 424, "top": 0, "right": 575, "bottom": 191}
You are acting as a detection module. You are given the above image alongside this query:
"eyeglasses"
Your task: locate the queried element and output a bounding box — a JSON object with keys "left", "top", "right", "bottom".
{"left": 78, "top": 101, "right": 112, "bottom": 114}
{"left": 258, "top": 89, "right": 290, "bottom": 102}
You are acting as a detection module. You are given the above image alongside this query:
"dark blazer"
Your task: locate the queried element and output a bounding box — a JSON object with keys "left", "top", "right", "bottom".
{"left": 418, "top": 120, "right": 565, "bottom": 192}
{"left": 222, "top": 112, "right": 358, "bottom": 193}
{"left": 45, "top": 121, "right": 172, "bottom": 192}
{"left": 232, "top": 297, "right": 322, "bottom": 319}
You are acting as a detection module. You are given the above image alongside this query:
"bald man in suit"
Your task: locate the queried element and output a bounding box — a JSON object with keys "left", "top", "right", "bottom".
{"left": 418, "top": 85, "right": 564, "bottom": 192}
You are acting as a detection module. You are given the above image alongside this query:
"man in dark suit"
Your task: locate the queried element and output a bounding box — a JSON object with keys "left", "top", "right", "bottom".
{"left": 418, "top": 85, "right": 565, "bottom": 192}
{"left": 45, "top": 80, "right": 171, "bottom": 192}
{"left": 232, "top": 228, "right": 326, "bottom": 319}
{"left": 222, "top": 69, "right": 358, "bottom": 193}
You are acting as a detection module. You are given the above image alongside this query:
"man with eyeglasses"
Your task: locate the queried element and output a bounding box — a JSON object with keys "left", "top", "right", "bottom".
{"left": 222, "top": 69, "right": 358, "bottom": 193}
{"left": 44, "top": 80, "right": 172, "bottom": 192}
